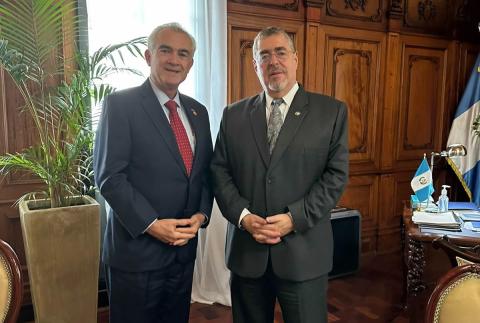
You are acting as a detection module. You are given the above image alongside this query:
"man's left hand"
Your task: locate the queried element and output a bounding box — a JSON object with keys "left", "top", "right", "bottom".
{"left": 173, "top": 213, "right": 205, "bottom": 246}
{"left": 265, "top": 213, "right": 294, "bottom": 237}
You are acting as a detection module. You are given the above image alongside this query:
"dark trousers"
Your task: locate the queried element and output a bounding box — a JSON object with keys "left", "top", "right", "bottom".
{"left": 231, "top": 260, "right": 328, "bottom": 323}
{"left": 105, "top": 261, "right": 195, "bottom": 323}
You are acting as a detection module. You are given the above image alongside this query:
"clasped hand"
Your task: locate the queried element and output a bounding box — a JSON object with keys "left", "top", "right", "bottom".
{"left": 241, "top": 213, "right": 294, "bottom": 244}
{"left": 147, "top": 213, "right": 205, "bottom": 246}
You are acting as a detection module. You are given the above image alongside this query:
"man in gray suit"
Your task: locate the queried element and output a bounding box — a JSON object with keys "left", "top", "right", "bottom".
{"left": 211, "top": 26, "right": 349, "bottom": 323}
{"left": 94, "top": 23, "right": 213, "bottom": 323}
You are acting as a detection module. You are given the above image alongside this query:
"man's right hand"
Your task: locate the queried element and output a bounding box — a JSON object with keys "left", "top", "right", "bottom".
{"left": 241, "top": 214, "right": 281, "bottom": 244}
{"left": 146, "top": 219, "right": 196, "bottom": 245}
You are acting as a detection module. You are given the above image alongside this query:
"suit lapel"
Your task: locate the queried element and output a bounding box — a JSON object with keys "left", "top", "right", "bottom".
{"left": 249, "top": 93, "right": 270, "bottom": 167}
{"left": 139, "top": 81, "right": 187, "bottom": 176}
{"left": 270, "top": 87, "right": 309, "bottom": 169}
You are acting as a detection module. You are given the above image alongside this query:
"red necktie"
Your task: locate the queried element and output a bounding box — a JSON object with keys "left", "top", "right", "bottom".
{"left": 165, "top": 100, "right": 193, "bottom": 176}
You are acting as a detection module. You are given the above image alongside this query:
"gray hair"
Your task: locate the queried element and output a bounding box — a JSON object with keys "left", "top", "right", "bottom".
{"left": 147, "top": 22, "right": 196, "bottom": 53}
{"left": 252, "top": 26, "right": 296, "bottom": 59}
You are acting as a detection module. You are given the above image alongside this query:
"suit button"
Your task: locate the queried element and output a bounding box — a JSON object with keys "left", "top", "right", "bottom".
{"left": 267, "top": 178, "right": 272, "bottom": 184}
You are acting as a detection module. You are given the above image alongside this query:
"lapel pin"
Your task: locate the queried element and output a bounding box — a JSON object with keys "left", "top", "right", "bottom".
{"left": 294, "top": 111, "right": 301, "bottom": 116}
{"left": 191, "top": 109, "right": 198, "bottom": 116}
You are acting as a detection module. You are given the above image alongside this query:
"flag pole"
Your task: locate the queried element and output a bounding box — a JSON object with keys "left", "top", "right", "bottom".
{"left": 425, "top": 153, "right": 430, "bottom": 209}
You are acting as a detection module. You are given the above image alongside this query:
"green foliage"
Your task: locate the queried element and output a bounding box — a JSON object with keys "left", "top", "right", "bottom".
{"left": 0, "top": 0, "right": 146, "bottom": 207}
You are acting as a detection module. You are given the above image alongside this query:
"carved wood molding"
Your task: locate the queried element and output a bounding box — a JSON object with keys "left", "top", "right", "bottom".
{"left": 304, "top": 0, "right": 325, "bottom": 8}
{"left": 240, "top": 40, "right": 253, "bottom": 57}
{"left": 333, "top": 48, "right": 372, "bottom": 65}
{"left": 404, "top": 0, "right": 443, "bottom": 29}
{"left": 345, "top": 0, "right": 367, "bottom": 11}
{"left": 407, "top": 238, "right": 426, "bottom": 296}
{"left": 240, "top": 40, "right": 254, "bottom": 98}
{"left": 455, "top": 0, "right": 468, "bottom": 22}
{"left": 333, "top": 49, "right": 372, "bottom": 154}
{"left": 326, "top": 0, "right": 383, "bottom": 22}
{"left": 388, "top": 0, "right": 404, "bottom": 19}
{"left": 408, "top": 54, "right": 439, "bottom": 69}
{"left": 417, "top": 0, "right": 436, "bottom": 22}
{"left": 230, "top": 0, "right": 299, "bottom": 11}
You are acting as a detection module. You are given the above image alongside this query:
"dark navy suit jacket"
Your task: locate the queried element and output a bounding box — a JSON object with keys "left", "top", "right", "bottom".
{"left": 94, "top": 80, "right": 213, "bottom": 272}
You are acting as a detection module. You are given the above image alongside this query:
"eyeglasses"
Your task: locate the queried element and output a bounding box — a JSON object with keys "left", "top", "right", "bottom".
{"left": 256, "top": 49, "right": 293, "bottom": 64}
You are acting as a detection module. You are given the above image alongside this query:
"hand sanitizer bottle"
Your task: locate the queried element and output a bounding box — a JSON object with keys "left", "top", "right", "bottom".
{"left": 438, "top": 185, "right": 450, "bottom": 212}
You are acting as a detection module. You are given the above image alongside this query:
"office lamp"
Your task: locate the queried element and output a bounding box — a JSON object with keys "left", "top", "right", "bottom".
{"left": 430, "top": 143, "right": 467, "bottom": 173}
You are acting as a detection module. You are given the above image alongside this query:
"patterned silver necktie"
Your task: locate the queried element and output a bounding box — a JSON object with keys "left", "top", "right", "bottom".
{"left": 267, "top": 98, "right": 284, "bottom": 154}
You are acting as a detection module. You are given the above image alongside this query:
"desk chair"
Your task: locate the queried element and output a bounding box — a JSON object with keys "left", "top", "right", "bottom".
{"left": 0, "top": 239, "right": 22, "bottom": 323}
{"left": 425, "top": 264, "right": 480, "bottom": 323}
{"left": 432, "top": 235, "right": 480, "bottom": 267}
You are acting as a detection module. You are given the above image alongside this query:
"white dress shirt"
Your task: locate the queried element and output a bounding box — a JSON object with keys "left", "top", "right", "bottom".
{"left": 149, "top": 78, "right": 196, "bottom": 151}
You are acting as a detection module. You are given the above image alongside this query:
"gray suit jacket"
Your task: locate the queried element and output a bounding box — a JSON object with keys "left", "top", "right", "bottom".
{"left": 94, "top": 80, "right": 213, "bottom": 272}
{"left": 211, "top": 86, "right": 348, "bottom": 281}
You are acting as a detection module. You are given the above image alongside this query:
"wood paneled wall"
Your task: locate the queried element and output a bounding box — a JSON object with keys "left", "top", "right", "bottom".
{"left": 227, "top": 0, "right": 480, "bottom": 254}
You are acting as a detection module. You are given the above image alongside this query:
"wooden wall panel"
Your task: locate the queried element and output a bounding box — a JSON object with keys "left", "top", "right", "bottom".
{"left": 320, "top": 0, "right": 388, "bottom": 30}
{"left": 308, "top": 25, "right": 386, "bottom": 174}
{"left": 229, "top": 29, "right": 262, "bottom": 103}
{"left": 228, "top": 15, "right": 305, "bottom": 103}
{"left": 377, "top": 172, "right": 413, "bottom": 254}
{"left": 394, "top": 36, "right": 450, "bottom": 170}
{"left": 338, "top": 175, "right": 379, "bottom": 254}
{"left": 228, "top": 0, "right": 304, "bottom": 22}
{"left": 404, "top": 0, "right": 451, "bottom": 33}
{"left": 457, "top": 43, "right": 480, "bottom": 102}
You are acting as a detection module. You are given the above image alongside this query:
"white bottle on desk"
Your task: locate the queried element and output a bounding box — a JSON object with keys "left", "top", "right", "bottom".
{"left": 438, "top": 185, "right": 450, "bottom": 212}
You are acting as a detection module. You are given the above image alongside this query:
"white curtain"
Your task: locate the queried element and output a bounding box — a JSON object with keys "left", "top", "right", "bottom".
{"left": 86, "top": 0, "right": 231, "bottom": 306}
{"left": 190, "top": 0, "right": 230, "bottom": 306}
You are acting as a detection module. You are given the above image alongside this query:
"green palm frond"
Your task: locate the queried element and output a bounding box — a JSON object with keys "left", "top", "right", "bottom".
{"left": 0, "top": 41, "right": 30, "bottom": 82}
{"left": 0, "top": 0, "right": 77, "bottom": 81}
{"left": 0, "top": 0, "right": 146, "bottom": 208}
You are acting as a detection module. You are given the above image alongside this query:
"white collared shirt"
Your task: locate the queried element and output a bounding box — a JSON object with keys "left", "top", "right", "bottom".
{"left": 149, "top": 78, "right": 196, "bottom": 152}
{"left": 264, "top": 82, "right": 299, "bottom": 124}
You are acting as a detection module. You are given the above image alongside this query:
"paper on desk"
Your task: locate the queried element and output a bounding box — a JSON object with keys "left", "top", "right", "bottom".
{"left": 455, "top": 210, "right": 480, "bottom": 221}
{"left": 463, "top": 222, "right": 480, "bottom": 232}
{"left": 412, "top": 211, "right": 459, "bottom": 225}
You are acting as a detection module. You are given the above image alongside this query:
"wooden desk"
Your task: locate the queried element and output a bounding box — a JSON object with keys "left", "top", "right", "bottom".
{"left": 402, "top": 204, "right": 480, "bottom": 299}
{"left": 402, "top": 201, "right": 480, "bottom": 323}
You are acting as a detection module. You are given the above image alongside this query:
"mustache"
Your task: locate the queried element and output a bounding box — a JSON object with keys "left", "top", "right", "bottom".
{"left": 268, "top": 67, "right": 285, "bottom": 75}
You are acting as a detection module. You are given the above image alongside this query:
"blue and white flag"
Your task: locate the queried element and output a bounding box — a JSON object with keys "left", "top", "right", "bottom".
{"left": 411, "top": 157, "right": 434, "bottom": 202}
{"left": 447, "top": 53, "right": 480, "bottom": 207}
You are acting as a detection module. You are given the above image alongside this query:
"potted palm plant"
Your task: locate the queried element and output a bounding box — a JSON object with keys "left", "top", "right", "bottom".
{"left": 0, "top": 0, "right": 145, "bottom": 322}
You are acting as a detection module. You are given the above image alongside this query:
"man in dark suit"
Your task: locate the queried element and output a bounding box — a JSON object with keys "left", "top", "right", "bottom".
{"left": 94, "top": 23, "right": 213, "bottom": 323}
{"left": 211, "top": 26, "right": 349, "bottom": 323}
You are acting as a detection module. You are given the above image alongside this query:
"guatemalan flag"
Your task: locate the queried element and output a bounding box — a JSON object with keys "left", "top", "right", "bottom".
{"left": 411, "top": 156, "right": 434, "bottom": 202}
{"left": 447, "top": 53, "right": 480, "bottom": 207}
